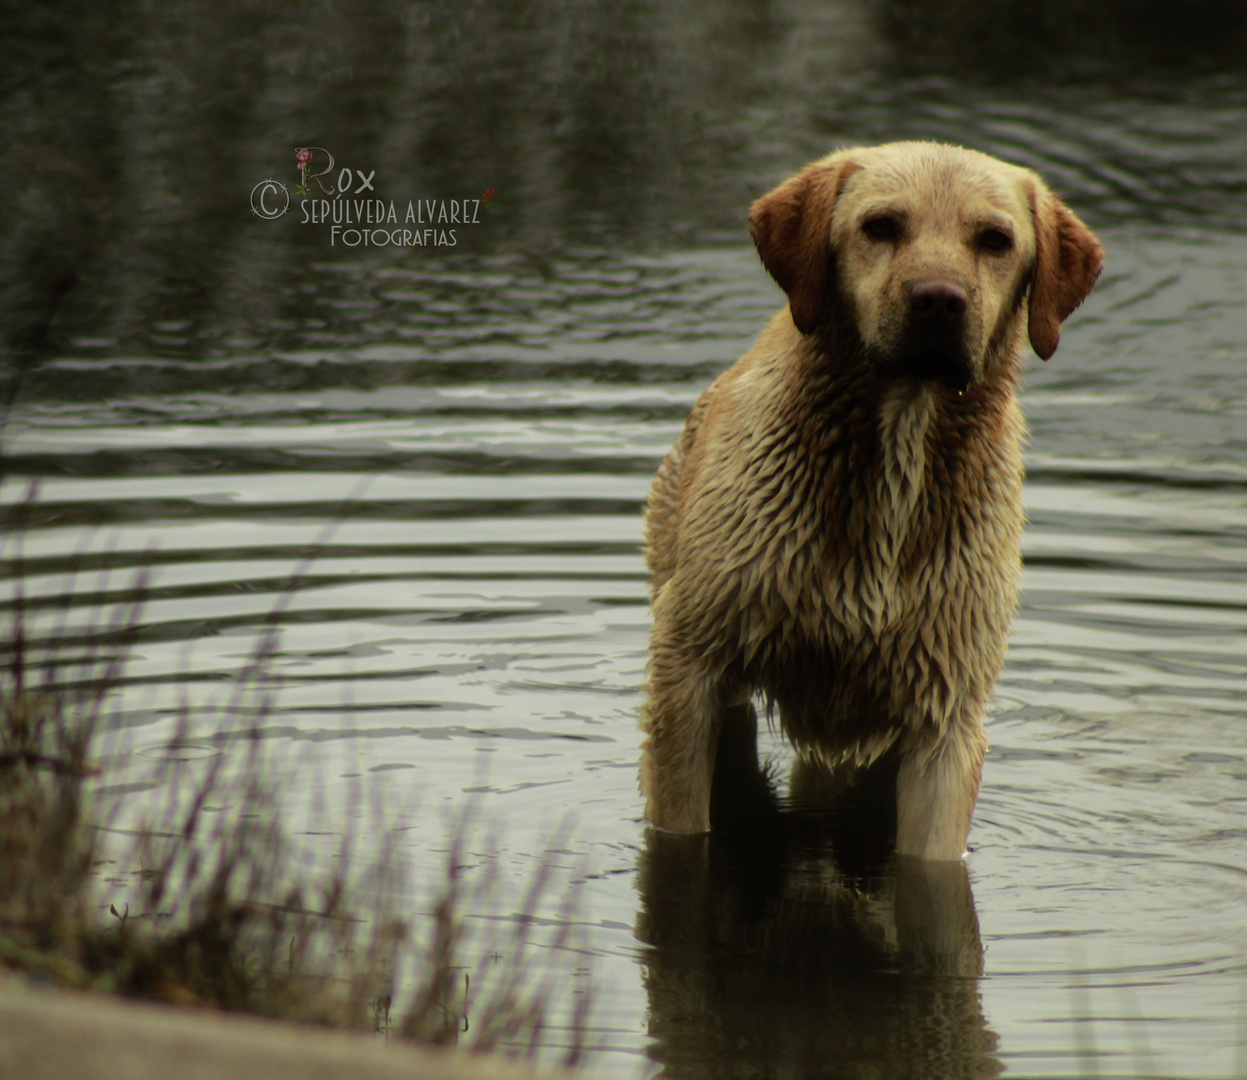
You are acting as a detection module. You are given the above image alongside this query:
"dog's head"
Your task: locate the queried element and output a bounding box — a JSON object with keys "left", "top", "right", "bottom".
{"left": 748, "top": 142, "right": 1104, "bottom": 389}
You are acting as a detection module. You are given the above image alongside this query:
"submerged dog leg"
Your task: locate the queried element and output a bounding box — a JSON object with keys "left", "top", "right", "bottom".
{"left": 710, "top": 699, "right": 781, "bottom": 825}
{"left": 892, "top": 855, "right": 985, "bottom": 974}
{"left": 895, "top": 721, "right": 988, "bottom": 860}
{"left": 640, "top": 642, "right": 728, "bottom": 834}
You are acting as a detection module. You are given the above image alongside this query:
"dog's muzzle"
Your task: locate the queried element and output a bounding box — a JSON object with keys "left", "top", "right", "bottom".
{"left": 877, "top": 280, "right": 975, "bottom": 392}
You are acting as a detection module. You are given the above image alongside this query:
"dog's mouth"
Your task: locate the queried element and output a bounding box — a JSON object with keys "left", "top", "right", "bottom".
{"left": 875, "top": 347, "right": 974, "bottom": 392}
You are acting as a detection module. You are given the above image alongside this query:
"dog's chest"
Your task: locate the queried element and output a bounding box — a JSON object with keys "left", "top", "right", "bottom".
{"left": 827, "top": 386, "right": 938, "bottom": 636}
{"left": 727, "top": 381, "right": 1021, "bottom": 670}
{"left": 873, "top": 385, "right": 935, "bottom": 565}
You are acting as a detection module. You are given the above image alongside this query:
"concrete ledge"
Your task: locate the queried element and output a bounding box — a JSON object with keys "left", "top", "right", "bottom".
{"left": 0, "top": 978, "right": 569, "bottom": 1080}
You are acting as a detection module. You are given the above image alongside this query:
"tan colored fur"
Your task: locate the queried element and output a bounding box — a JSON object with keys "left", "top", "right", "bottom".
{"left": 640, "top": 141, "right": 1103, "bottom": 859}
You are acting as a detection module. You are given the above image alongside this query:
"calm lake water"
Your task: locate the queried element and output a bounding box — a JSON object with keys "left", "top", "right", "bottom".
{"left": 3, "top": 2, "right": 1246, "bottom": 1076}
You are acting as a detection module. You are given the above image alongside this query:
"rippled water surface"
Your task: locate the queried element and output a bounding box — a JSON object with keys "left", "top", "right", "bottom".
{"left": 3, "top": 3, "right": 1247, "bottom": 1076}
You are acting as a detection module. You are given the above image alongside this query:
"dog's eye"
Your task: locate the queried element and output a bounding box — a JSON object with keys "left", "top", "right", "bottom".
{"left": 862, "top": 216, "right": 899, "bottom": 242}
{"left": 979, "top": 228, "right": 1013, "bottom": 253}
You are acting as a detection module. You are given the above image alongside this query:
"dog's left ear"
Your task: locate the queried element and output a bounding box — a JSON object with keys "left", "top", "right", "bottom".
{"left": 749, "top": 157, "right": 860, "bottom": 335}
{"left": 1027, "top": 182, "right": 1104, "bottom": 361}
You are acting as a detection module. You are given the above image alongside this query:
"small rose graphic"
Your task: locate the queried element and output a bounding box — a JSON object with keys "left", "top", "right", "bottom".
{"left": 293, "top": 147, "right": 335, "bottom": 196}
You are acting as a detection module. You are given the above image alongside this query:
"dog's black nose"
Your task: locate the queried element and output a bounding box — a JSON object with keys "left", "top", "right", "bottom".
{"left": 909, "top": 280, "right": 967, "bottom": 319}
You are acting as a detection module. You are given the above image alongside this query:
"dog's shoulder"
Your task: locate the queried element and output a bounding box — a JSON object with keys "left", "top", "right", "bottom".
{"left": 692, "top": 312, "right": 809, "bottom": 446}
{"left": 644, "top": 312, "right": 808, "bottom": 590}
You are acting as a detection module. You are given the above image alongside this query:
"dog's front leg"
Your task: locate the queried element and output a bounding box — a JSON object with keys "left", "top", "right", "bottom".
{"left": 895, "top": 719, "right": 988, "bottom": 860}
{"left": 640, "top": 636, "right": 728, "bottom": 834}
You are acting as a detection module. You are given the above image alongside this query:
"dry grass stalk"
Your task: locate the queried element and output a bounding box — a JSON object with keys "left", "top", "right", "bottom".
{"left": 0, "top": 478, "right": 590, "bottom": 1065}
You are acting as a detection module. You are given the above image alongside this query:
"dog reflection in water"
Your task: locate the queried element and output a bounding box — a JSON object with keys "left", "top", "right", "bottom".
{"left": 635, "top": 731, "right": 1001, "bottom": 1079}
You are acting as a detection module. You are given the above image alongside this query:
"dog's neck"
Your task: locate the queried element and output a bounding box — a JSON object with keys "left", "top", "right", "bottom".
{"left": 877, "top": 382, "right": 937, "bottom": 544}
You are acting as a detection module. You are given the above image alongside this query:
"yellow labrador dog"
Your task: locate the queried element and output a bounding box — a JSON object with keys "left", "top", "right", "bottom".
{"left": 641, "top": 141, "right": 1103, "bottom": 859}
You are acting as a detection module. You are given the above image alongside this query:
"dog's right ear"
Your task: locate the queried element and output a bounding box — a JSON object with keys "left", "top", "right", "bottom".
{"left": 748, "top": 157, "right": 860, "bottom": 335}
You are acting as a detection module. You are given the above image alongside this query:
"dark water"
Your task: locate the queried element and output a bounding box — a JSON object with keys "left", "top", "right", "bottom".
{"left": 3, "top": 2, "right": 1247, "bottom": 1076}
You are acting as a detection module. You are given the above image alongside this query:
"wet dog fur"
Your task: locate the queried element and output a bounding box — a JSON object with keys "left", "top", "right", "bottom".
{"left": 640, "top": 141, "right": 1103, "bottom": 859}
